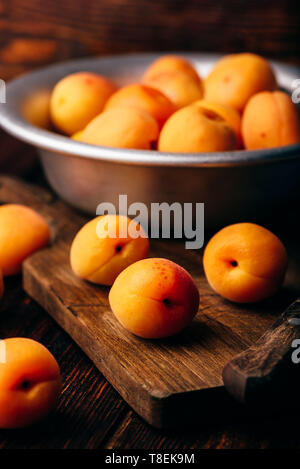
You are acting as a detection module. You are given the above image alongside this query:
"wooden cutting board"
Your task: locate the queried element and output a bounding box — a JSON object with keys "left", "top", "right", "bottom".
{"left": 1, "top": 176, "right": 299, "bottom": 428}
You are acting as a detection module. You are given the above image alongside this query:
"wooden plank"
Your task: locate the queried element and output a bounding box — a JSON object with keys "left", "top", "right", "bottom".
{"left": 0, "top": 176, "right": 299, "bottom": 428}
{"left": 103, "top": 408, "right": 300, "bottom": 449}
{"left": 0, "top": 1, "right": 299, "bottom": 81}
{"left": 0, "top": 276, "right": 128, "bottom": 449}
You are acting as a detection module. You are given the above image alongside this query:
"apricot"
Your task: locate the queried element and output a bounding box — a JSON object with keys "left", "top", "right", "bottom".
{"left": 242, "top": 91, "right": 300, "bottom": 149}
{"left": 50, "top": 72, "right": 117, "bottom": 135}
{"left": 22, "top": 89, "right": 52, "bottom": 129}
{"left": 0, "top": 204, "right": 50, "bottom": 276}
{"left": 204, "top": 53, "right": 277, "bottom": 112}
{"left": 0, "top": 338, "right": 61, "bottom": 429}
{"left": 76, "top": 107, "right": 159, "bottom": 150}
{"left": 104, "top": 84, "right": 175, "bottom": 128}
{"left": 158, "top": 104, "right": 237, "bottom": 153}
{"left": 144, "top": 70, "right": 204, "bottom": 109}
{"left": 203, "top": 223, "right": 288, "bottom": 303}
{"left": 71, "top": 130, "right": 84, "bottom": 141}
{"left": 194, "top": 100, "right": 242, "bottom": 145}
{"left": 70, "top": 215, "right": 149, "bottom": 286}
{"left": 109, "top": 258, "right": 199, "bottom": 339}
{"left": 142, "top": 55, "right": 200, "bottom": 84}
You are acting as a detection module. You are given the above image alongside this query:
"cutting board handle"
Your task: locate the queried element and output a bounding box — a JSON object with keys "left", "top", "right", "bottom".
{"left": 222, "top": 298, "right": 300, "bottom": 406}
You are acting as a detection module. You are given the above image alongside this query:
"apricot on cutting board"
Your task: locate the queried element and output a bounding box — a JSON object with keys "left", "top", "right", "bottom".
{"left": 142, "top": 54, "right": 201, "bottom": 83}
{"left": 194, "top": 100, "right": 242, "bottom": 146}
{"left": 109, "top": 258, "right": 199, "bottom": 339}
{"left": 50, "top": 72, "right": 117, "bottom": 135}
{"left": 242, "top": 90, "right": 300, "bottom": 149}
{"left": 0, "top": 338, "right": 61, "bottom": 429}
{"left": 204, "top": 53, "right": 277, "bottom": 112}
{"left": 0, "top": 204, "right": 50, "bottom": 276}
{"left": 104, "top": 84, "right": 175, "bottom": 128}
{"left": 76, "top": 107, "right": 159, "bottom": 149}
{"left": 144, "top": 70, "right": 204, "bottom": 109}
{"left": 158, "top": 103, "right": 237, "bottom": 152}
{"left": 70, "top": 215, "right": 149, "bottom": 286}
{"left": 203, "top": 223, "right": 288, "bottom": 303}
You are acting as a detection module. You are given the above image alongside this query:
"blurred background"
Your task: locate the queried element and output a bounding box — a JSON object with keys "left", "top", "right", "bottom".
{"left": 0, "top": 0, "right": 299, "bottom": 175}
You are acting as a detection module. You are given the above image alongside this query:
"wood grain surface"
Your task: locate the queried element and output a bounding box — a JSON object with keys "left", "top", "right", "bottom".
{"left": 223, "top": 298, "right": 300, "bottom": 406}
{"left": 0, "top": 176, "right": 299, "bottom": 430}
{"left": 0, "top": 0, "right": 299, "bottom": 82}
{"left": 0, "top": 177, "right": 299, "bottom": 447}
{"left": 0, "top": 0, "right": 300, "bottom": 449}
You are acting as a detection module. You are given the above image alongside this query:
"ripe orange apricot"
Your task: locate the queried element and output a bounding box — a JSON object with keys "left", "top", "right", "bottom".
{"left": 70, "top": 215, "right": 149, "bottom": 286}
{"left": 0, "top": 204, "right": 50, "bottom": 276}
{"left": 104, "top": 84, "right": 175, "bottom": 128}
{"left": 204, "top": 53, "right": 277, "bottom": 112}
{"left": 76, "top": 107, "right": 159, "bottom": 149}
{"left": 203, "top": 223, "right": 288, "bottom": 303}
{"left": 50, "top": 72, "right": 117, "bottom": 135}
{"left": 242, "top": 90, "right": 300, "bottom": 149}
{"left": 144, "top": 70, "right": 204, "bottom": 109}
{"left": 0, "top": 338, "right": 61, "bottom": 429}
{"left": 71, "top": 130, "right": 84, "bottom": 141}
{"left": 194, "top": 100, "right": 242, "bottom": 146}
{"left": 109, "top": 258, "right": 200, "bottom": 339}
{"left": 22, "top": 89, "right": 52, "bottom": 129}
{"left": 158, "top": 104, "right": 237, "bottom": 152}
{"left": 143, "top": 54, "right": 200, "bottom": 83}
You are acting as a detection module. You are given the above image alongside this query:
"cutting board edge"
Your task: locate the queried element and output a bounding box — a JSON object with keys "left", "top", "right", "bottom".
{"left": 23, "top": 261, "right": 222, "bottom": 428}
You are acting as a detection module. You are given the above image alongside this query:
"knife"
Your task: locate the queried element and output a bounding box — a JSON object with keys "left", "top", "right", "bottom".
{"left": 222, "top": 297, "right": 300, "bottom": 407}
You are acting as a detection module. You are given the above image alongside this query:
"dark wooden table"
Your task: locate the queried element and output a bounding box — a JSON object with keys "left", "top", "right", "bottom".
{"left": 1, "top": 0, "right": 300, "bottom": 450}
{"left": 0, "top": 0, "right": 300, "bottom": 83}
{"left": 0, "top": 137, "right": 299, "bottom": 450}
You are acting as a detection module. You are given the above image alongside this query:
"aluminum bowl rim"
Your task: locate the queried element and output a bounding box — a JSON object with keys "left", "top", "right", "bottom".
{"left": 0, "top": 52, "right": 299, "bottom": 168}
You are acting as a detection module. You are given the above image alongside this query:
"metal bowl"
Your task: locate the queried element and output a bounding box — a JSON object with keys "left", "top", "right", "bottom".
{"left": 0, "top": 53, "right": 299, "bottom": 228}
